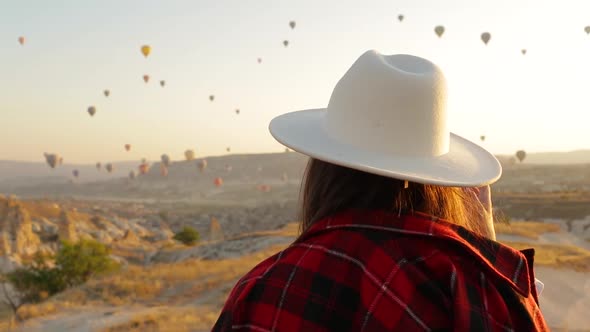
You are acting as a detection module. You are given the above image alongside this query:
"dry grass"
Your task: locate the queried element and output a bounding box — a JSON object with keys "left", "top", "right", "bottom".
{"left": 495, "top": 221, "right": 561, "bottom": 240}
{"left": 101, "top": 307, "right": 217, "bottom": 332}
{"left": 501, "top": 241, "right": 590, "bottom": 272}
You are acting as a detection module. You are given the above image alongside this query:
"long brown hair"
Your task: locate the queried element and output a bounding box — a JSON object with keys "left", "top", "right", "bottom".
{"left": 299, "top": 158, "right": 490, "bottom": 236}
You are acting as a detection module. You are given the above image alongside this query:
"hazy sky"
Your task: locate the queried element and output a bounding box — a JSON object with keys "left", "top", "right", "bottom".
{"left": 2, "top": 0, "right": 590, "bottom": 164}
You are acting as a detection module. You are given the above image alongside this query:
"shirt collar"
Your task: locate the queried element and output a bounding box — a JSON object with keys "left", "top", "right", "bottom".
{"left": 299, "top": 209, "right": 532, "bottom": 297}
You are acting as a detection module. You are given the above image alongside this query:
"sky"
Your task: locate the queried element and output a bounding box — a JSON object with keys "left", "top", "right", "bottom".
{"left": 1, "top": 0, "right": 590, "bottom": 164}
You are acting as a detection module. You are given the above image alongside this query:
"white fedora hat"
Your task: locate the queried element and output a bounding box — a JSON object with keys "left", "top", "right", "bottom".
{"left": 269, "top": 50, "right": 501, "bottom": 187}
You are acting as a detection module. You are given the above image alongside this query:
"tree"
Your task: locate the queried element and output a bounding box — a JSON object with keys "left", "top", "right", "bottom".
{"left": 56, "top": 239, "right": 119, "bottom": 287}
{"left": 173, "top": 226, "right": 200, "bottom": 246}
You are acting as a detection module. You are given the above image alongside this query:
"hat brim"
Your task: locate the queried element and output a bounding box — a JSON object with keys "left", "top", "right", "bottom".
{"left": 269, "top": 109, "right": 502, "bottom": 187}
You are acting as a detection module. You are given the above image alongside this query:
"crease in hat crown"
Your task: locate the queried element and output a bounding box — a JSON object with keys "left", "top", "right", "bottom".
{"left": 325, "top": 50, "right": 449, "bottom": 158}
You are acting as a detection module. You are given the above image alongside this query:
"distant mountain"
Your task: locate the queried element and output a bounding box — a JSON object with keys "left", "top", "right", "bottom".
{"left": 496, "top": 150, "right": 590, "bottom": 165}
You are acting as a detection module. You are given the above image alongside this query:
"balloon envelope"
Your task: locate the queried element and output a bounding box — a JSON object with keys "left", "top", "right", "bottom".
{"left": 521, "top": 49, "right": 527, "bottom": 55}
{"left": 141, "top": 45, "right": 151, "bottom": 58}
{"left": 235, "top": 109, "right": 240, "bottom": 115}
{"left": 96, "top": 162, "right": 102, "bottom": 170}
{"left": 434, "top": 26, "right": 445, "bottom": 38}
{"left": 125, "top": 144, "right": 131, "bottom": 152}
{"left": 44, "top": 153, "right": 60, "bottom": 169}
{"left": 257, "top": 58, "right": 262, "bottom": 64}
{"left": 398, "top": 15, "right": 404, "bottom": 22}
{"left": 104, "top": 90, "right": 110, "bottom": 97}
{"left": 106, "top": 163, "right": 114, "bottom": 173}
{"left": 18, "top": 36, "right": 25, "bottom": 45}
{"left": 289, "top": 21, "right": 296, "bottom": 29}
{"left": 214, "top": 177, "right": 223, "bottom": 187}
{"left": 480, "top": 135, "right": 486, "bottom": 142}
{"left": 481, "top": 32, "right": 491, "bottom": 45}
{"left": 283, "top": 40, "right": 289, "bottom": 47}
{"left": 585, "top": 26, "right": 590, "bottom": 34}
{"left": 516, "top": 150, "right": 526, "bottom": 163}
{"left": 87, "top": 106, "right": 96, "bottom": 117}
{"left": 160, "top": 80, "right": 165, "bottom": 87}
{"left": 184, "top": 149, "right": 195, "bottom": 161}
{"left": 197, "top": 159, "right": 207, "bottom": 172}
{"left": 161, "top": 154, "right": 171, "bottom": 167}
{"left": 138, "top": 162, "right": 150, "bottom": 175}
{"left": 143, "top": 75, "right": 150, "bottom": 83}
{"left": 209, "top": 95, "right": 215, "bottom": 102}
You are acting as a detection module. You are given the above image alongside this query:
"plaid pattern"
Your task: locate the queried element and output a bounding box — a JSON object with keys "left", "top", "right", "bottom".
{"left": 212, "top": 209, "right": 549, "bottom": 331}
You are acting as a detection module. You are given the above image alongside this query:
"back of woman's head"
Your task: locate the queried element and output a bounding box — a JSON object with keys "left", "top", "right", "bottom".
{"left": 299, "top": 158, "right": 489, "bottom": 236}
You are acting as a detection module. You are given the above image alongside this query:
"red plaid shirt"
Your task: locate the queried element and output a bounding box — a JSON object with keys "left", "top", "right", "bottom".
{"left": 212, "top": 209, "right": 549, "bottom": 331}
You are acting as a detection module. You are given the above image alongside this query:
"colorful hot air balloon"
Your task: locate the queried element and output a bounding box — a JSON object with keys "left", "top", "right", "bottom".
{"left": 521, "top": 49, "right": 527, "bottom": 55}
{"left": 141, "top": 45, "right": 151, "bottom": 58}
{"left": 105, "top": 163, "right": 114, "bottom": 173}
{"left": 214, "top": 177, "right": 223, "bottom": 187}
{"left": 481, "top": 32, "right": 491, "bottom": 45}
{"left": 184, "top": 149, "right": 195, "bottom": 161}
{"left": 283, "top": 40, "right": 289, "bottom": 47}
{"left": 235, "top": 109, "right": 240, "bottom": 115}
{"left": 87, "top": 106, "right": 96, "bottom": 117}
{"left": 138, "top": 162, "right": 150, "bottom": 175}
{"left": 209, "top": 95, "right": 215, "bottom": 102}
{"left": 143, "top": 75, "right": 150, "bottom": 83}
{"left": 129, "top": 170, "right": 136, "bottom": 180}
{"left": 104, "top": 90, "right": 110, "bottom": 97}
{"left": 289, "top": 21, "right": 296, "bottom": 29}
{"left": 398, "top": 15, "right": 404, "bottom": 22}
{"left": 197, "top": 159, "right": 207, "bottom": 172}
{"left": 160, "top": 80, "right": 165, "bottom": 87}
{"left": 43, "top": 153, "right": 60, "bottom": 169}
{"left": 161, "top": 154, "right": 171, "bottom": 167}
{"left": 480, "top": 135, "right": 486, "bottom": 142}
{"left": 160, "top": 164, "right": 168, "bottom": 177}
{"left": 96, "top": 162, "right": 102, "bottom": 170}
{"left": 434, "top": 25, "right": 445, "bottom": 38}
{"left": 516, "top": 150, "right": 526, "bottom": 163}
{"left": 72, "top": 170, "right": 79, "bottom": 178}
{"left": 125, "top": 144, "right": 131, "bottom": 152}
{"left": 585, "top": 26, "right": 590, "bottom": 35}
{"left": 18, "top": 36, "right": 25, "bottom": 46}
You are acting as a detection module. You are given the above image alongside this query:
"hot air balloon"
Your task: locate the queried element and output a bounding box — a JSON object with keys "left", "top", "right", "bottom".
{"left": 226, "top": 147, "right": 231, "bottom": 153}
{"left": 125, "top": 144, "right": 131, "bottom": 152}
{"left": 140, "top": 45, "right": 151, "bottom": 58}
{"left": 398, "top": 15, "right": 404, "bottom": 22}
{"left": 197, "top": 159, "right": 207, "bottom": 172}
{"left": 87, "top": 106, "right": 96, "bottom": 117}
{"left": 160, "top": 164, "right": 168, "bottom": 177}
{"left": 516, "top": 150, "right": 526, "bottom": 163}
{"left": 257, "top": 58, "right": 262, "bottom": 64}
{"left": 106, "top": 163, "right": 114, "bottom": 173}
{"left": 129, "top": 170, "right": 136, "bottom": 180}
{"left": 96, "top": 162, "right": 102, "bottom": 170}
{"left": 225, "top": 164, "right": 233, "bottom": 172}
{"left": 43, "top": 153, "right": 60, "bottom": 169}
{"left": 184, "top": 149, "right": 195, "bottom": 161}
{"left": 143, "top": 75, "right": 150, "bottom": 83}
{"left": 214, "top": 177, "right": 223, "bottom": 187}
{"left": 480, "top": 135, "right": 486, "bottom": 142}
{"left": 289, "top": 21, "right": 296, "bottom": 29}
{"left": 235, "top": 109, "right": 240, "bottom": 115}
{"left": 283, "top": 40, "right": 289, "bottom": 47}
{"left": 209, "top": 95, "right": 215, "bottom": 102}
{"left": 72, "top": 170, "right": 79, "bottom": 178}
{"left": 160, "top": 154, "right": 171, "bottom": 167}
{"left": 434, "top": 26, "right": 445, "bottom": 38}
{"left": 159, "top": 80, "right": 165, "bottom": 87}
{"left": 18, "top": 36, "right": 25, "bottom": 46}
{"left": 521, "top": 49, "right": 527, "bottom": 55}
{"left": 104, "top": 90, "right": 110, "bottom": 97}
{"left": 257, "top": 184, "right": 271, "bottom": 192}
{"left": 284, "top": 148, "right": 290, "bottom": 153}
{"left": 481, "top": 32, "right": 491, "bottom": 45}
{"left": 585, "top": 26, "right": 590, "bottom": 35}
{"left": 138, "top": 162, "right": 150, "bottom": 175}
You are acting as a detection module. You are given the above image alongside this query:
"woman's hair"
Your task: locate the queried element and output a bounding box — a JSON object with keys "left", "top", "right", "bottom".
{"left": 299, "top": 158, "right": 490, "bottom": 236}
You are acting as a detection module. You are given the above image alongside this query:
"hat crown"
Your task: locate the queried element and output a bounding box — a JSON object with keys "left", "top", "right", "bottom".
{"left": 326, "top": 50, "right": 449, "bottom": 157}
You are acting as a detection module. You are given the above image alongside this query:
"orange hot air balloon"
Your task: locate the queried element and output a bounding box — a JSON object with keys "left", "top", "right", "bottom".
{"left": 143, "top": 75, "right": 150, "bottom": 83}
{"left": 140, "top": 45, "right": 151, "bottom": 58}
{"left": 257, "top": 184, "right": 271, "bottom": 192}
{"left": 214, "top": 177, "right": 223, "bottom": 187}
{"left": 138, "top": 162, "right": 150, "bottom": 175}
{"left": 124, "top": 144, "right": 131, "bottom": 152}
{"left": 18, "top": 36, "right": 25, "bottom": 45}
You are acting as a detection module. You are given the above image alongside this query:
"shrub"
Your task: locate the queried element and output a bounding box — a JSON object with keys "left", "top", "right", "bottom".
{"left": 56, "top": 239, "right": 120, "bottom": 287}
{"left": 173, "top": 227, "right": 200, "bottom": 246}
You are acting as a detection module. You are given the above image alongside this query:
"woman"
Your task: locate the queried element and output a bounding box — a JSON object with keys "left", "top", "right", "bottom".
{"left": 212, "top": 50, "right": 548, "bottom": 331}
